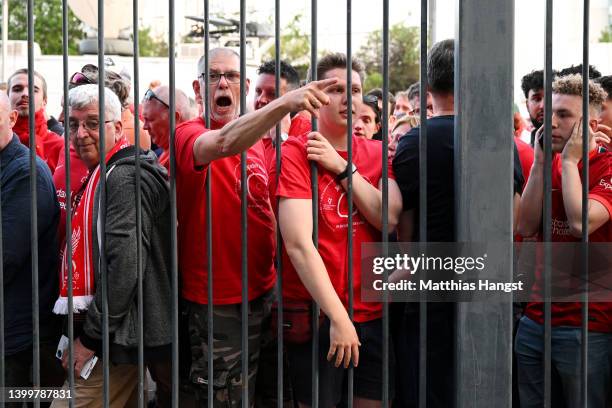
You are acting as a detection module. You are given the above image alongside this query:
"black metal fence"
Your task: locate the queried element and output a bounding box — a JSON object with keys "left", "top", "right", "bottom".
{"left": 0, "top": 0, "right": 603, "bottom": 407}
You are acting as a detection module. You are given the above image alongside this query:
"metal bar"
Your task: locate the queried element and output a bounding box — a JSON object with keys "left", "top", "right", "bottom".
{"left": 132, "top": 2, "right": 145, "bottom": 407}
{"left": 381, "top": 1, "right": 390, "bottom": 407}
{"left": 418, "top": 0, "right": 428, "bottom": 406}
{"left": 239, "top": 1, "right": 249, "bottom": 406}
{"left": 455, "top": 0, "right": 514, "bottom": 406}
{"left": 580, "top": 1, "right": 590, "bottom": 406}
{"left": 310, "top": 0, "right": 320, "bottom": 406}
{"left": 345, "top": 1, "right": 354, "bottom": 406}
{"left": 543, "top": 1, "right": 553, "bottom": 406}
{"left": 97, "top": 0, "right": 110, "bottom": 404}
{"left": 61, "top": 0, "right": 75, "bottom": 405}
{"left": 203, "top": 1, "right": 214, "bottom": 407}
{"left": 27, "top": 1, "right": 40, "bottom": 406}
{"left": 273, "top": 0, "right": 284, "bottom": 405}
{"left": 168, "top": 0, "right": 179, "bottom": 405}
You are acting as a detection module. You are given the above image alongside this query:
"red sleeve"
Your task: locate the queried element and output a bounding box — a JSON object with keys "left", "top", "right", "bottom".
{"left": 175, "top": 119, "right": 209, "bottom": 175}
{"left": 277, "top": 137, "right": 312, "bottom": 199}
{"left": 288, "top": 114, "right": 312, "bottom": 138}
{"left": 387, "top": 157, "right": 395, "bottom": 180}
{"left": 589, "top": 154, "right": 612, "bottom": 219}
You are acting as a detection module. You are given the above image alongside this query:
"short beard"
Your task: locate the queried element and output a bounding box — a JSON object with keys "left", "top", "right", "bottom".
{"left": 530, "top": 116, "right": 543, "bottom": 130}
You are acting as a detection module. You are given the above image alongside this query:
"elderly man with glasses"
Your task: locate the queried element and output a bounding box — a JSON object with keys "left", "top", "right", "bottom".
{"left": 51, "top": 84, "right": 173, "bottom": 407}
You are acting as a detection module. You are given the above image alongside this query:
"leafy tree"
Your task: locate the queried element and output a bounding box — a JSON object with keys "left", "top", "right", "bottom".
{"left": 136, "top": 27, "right": 168, "bottom": 57}
{"left": 263, "top": 14, "right": 310, "bottom": 80}
{"left": 356, "top": 24, "right": 420, "bottom": 93}
{"left": 600, "top": 25, "right": 612, "bottom": 42}
{"left": 0, "top": 0, "right": 86, "bottom": 55}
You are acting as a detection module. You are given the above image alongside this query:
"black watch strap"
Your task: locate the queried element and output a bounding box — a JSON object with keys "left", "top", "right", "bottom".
{"left": 335, "top": 163, "right": 357, "bottom": 182}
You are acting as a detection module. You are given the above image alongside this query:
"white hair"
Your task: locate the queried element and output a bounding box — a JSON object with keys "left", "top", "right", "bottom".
{"left": 68, "top": 84, "right": 122, "bottom": 121}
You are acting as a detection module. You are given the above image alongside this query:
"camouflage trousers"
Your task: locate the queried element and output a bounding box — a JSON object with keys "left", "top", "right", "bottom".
{"left": 187, "top": 290, "right": 274, "bottom": 408}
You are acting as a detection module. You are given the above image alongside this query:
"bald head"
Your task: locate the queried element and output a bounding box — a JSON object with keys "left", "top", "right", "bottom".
{"left": 0, "top": 92, "right": 18, "bottom": 150}
{"left": 197, "top": 48, "right": 240, "bottom": 76}
{"left": 153, "top": 86, "right": 194, "bottom": 121}
{"left": 142, "top": 86, "right": 195, "bottom": 150}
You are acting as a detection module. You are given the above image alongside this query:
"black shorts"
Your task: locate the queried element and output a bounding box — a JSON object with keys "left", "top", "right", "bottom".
{"left": 286, "top": 317, "right": 394, "bottom": 407}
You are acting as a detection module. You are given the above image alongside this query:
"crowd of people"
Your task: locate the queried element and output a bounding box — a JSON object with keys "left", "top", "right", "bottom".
{"left": 1, "top": 38, "right": 611, "bottom": 408}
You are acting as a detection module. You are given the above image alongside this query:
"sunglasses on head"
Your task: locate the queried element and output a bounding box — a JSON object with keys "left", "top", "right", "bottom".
{"left": 70, "top": 72, "right": 95, "bottom": 85}
{"left": 143, "top": 89, "right": 170, "bottom": 109}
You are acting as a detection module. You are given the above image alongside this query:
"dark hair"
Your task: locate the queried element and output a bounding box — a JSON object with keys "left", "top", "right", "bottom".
{"left": 257, "top": 60, "right": 300, "bottom": 91}
{"left": 595, "top": 75, "right": 612, "bottom": 100}
{"left": 427, "top": 39, "right": 454, "bottom": 95}
{"left": 7, "top": 68, "right": 48, "bottom": 100}
{"left": 363, "top": 95, "right": 381, "bottom": 124}
{"left": 407, "top": 82, "right": 420, "bottom": 100}
{"left": 366, "top": 88, "right": 396, "bottom": 114}
{"left": 520, "top": 70, "right": 544, "bottom": 99}
{"left": 69, "top": 64, "right": 130, "bottom": 108}
{"left": 314, "top": 52, "right": 365, "bottom": 84}
{"left": 558, "top": 64, "right": 601, "bottom": 79}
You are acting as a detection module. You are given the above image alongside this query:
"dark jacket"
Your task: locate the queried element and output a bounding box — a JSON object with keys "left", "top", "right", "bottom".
{"left": 80, "top": 148, "right": 172, "bottom": 362}
{"left": 1, "top": 135, "right": 60, "bottom": 355}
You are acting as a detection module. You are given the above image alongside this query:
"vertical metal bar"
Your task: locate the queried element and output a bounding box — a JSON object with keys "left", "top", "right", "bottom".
{"left": 0, "top": 80, "right": 3, "bottom": 408}
{"left": 418, "top": 1, "right": 428, "bottom": 407}
{"left": 168, "top": 0, "right": 179, "bottom": 405}
{"left": 273, "top": 1, "right": 284, "bottom": 406}
{"left": 455, "top": 0, "right": 514, "bottom": 406}
{"left": 132, "top": 2, "right": 145, "bottom": 407}
{"left": 27, "top": 1, "right": 40, "bottom": 405}
{"left": 239, "top": 1, "right": 249, "bottom": 406}
{"left": 310, "top": 0, "right": 320, "bottom": 406}
{"left": 96, "top": 0, "right": 110, "bottom": 405}
{"left": 543, "top": 1, "right": 553, "bottom": 406}
{"left": 61, "top": 0, "right": 75, "bottom": 405}
{"left": 203, "top": 2, "right": 214, "bottom": 406}
{"left": 1, "top": 0, "right": 7, "bottom": 82}
{"left": 580, "top": 2, "right": 590, "bottom": 406}
{"left": 345, "top": 1, "right": 354, "bottom": 406}
{"left": 381, "top": 1, "right": 390, "bottom": 407}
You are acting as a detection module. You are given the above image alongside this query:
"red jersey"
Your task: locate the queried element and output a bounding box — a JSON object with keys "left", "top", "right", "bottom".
{"left": 525, "top": 151, "right": 612, "bottom": 332}
{"left": 175, "top": 117, "right": 276, "bottom": 305}
{"left": 276, "top": 134, "right": 394, "bottom": 323}
{"left": 53, "top": 144, "right": 90, "bottom": 249}
{"left": 13, "top": 110, "right": 64, "bottom": 173}
{"left": 515, "top": 137, "right": 534, "bottom": 187}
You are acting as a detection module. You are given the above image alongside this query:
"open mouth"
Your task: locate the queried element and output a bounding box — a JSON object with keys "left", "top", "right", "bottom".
{"left": 215, "top": 96, "right": 232, "bottom": 107}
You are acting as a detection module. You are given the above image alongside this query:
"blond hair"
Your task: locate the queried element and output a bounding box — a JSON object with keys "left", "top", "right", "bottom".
{"left": 552, "top": 74, "right": 606, "bottom": 113}
{"left": 393, "top": 114, "right": 420, "bottom": 132}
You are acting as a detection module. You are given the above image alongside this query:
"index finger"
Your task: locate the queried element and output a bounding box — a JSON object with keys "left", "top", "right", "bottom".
{"left": 312, "top": 77, "right": 338, "bottom": 90}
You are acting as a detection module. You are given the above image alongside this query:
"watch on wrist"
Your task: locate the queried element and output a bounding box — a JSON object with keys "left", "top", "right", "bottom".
{"left": 335, "top": 163, "right": 357, "bottom": 182}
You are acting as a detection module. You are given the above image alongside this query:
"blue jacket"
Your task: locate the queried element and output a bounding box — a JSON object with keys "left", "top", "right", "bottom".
{"left": 1, "top": 134, "right": 60, "bottom": 355}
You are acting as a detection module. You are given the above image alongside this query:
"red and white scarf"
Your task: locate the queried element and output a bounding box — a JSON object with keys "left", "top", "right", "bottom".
{"left": 53, "top": 138, "right": 130, "bottom": 314}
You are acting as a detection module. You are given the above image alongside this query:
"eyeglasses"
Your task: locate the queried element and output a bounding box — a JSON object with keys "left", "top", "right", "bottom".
{"left": 200, "top": 71, "right": 241, "bottom": 84}
{"left": 68, "top": 118, "right": 113, "bottom": 134}
{"left": 70, "top": 72, "right": 95, "bottom": 85}
{"left": 143, "top": 89, "right": 169, "bottom": 108}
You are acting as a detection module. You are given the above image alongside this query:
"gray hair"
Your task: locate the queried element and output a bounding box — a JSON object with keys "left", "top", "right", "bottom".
{"left": 68, "top": 84, "right": 122, "bottom": 121}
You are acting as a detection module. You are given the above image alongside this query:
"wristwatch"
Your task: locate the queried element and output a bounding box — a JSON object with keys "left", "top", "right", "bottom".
{"left": 335, "top": 163, "right": 357, "bottom": 182}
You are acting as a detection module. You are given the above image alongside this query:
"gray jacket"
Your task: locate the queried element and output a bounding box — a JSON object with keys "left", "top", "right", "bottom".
{"left": 80, "top": 148, "right": 172, "bottom": 355}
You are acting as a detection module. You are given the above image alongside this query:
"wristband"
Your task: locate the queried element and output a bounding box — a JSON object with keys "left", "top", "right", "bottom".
{"left": 335, "top": 163, "right": 357, "bottom": 182}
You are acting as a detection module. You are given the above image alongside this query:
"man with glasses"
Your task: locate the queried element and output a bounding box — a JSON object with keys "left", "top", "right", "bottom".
{"left": 176, "top": 47, "right": 336, "bottom": 406}
{"left": 142, "top": 85, "right": 195, "bottom": 170}
{"left": 51, "top": 84, "right": 173, "bottom": 407}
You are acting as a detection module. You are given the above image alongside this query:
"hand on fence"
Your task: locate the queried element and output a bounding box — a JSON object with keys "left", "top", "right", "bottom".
{"left": 306, "top": 132, "right": 347, "bottom": 174}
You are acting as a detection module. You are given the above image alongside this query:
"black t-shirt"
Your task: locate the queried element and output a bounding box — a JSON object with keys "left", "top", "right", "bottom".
{"left": 392, "top": 115, "right": 524, "bottom": 242}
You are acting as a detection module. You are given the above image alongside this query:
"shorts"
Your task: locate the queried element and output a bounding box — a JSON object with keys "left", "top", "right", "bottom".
{"left": 286, "top": 317, "right": 394, "bottom": 407}
{"left": 187, "top": 290, "right": 274, "bottom": 407}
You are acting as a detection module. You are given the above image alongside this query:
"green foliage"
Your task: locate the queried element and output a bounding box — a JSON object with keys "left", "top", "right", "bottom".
{"left": 600, "top": 25, "right": 612, "bottom": 43}
{"left": 263, "top": 14, "right": 310, "bottom": 80}
{"left": 137, "top": 27, "right": 168, "bottom": 57}
{"left": 0, "top": 0, "right": 86, "bottom": 55}
{"left": 356, "top": 24, "right": 420, "bottom": 93}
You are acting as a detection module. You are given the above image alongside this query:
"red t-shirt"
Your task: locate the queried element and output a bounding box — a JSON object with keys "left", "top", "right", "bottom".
{"left": 276, "top": 134, "right": 394, "bottom": 323}
{"left": 53, "top": 144, "right": 90, "bottom": 250}
{"left": 525, "top": 151, "right": 612, "bottom": 332}
{"left": 515, "top": 137, "right": 534, "bottom": 187}
{"left": 175, "top": 117, "right": 276, "bottom": 305}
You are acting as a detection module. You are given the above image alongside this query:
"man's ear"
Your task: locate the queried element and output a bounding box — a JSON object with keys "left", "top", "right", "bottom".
{"left": 192, "top": 79, "right": 202, "bottom": 106}
{"left": 589, "top": 117, "right": 599, "bottom": 133}
{"left": 114, "top": 120, "right": 123, "bottom": 141}
{"left": 245, "top": 78, "right": 250, "bottom": 95}
{"left": 8, "top": 110, "right": 18, "bottom": 128}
